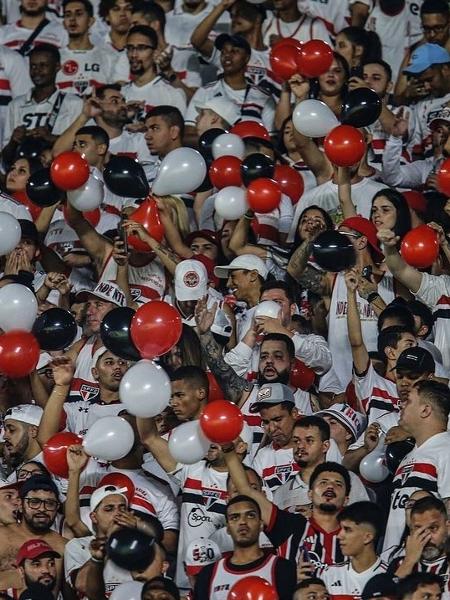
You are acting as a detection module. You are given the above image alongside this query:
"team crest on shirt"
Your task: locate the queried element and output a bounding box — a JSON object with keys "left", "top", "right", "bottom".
{"left": 75, "top": 80, "right": 89, "bottom": 95}
{"left": 399, "top": 463, "right": 414, "bottom": 484}
{"left": 62, "top": 60, "right": 78, "bottom": 75}
{"left": 274, "top": 465, "right": 293, "bottom": 485}
{"left": 79, "top": 384, "right": 99, "bottom": 402}
{"left": 202, "top": 488, "right": 222, "bottom": 510}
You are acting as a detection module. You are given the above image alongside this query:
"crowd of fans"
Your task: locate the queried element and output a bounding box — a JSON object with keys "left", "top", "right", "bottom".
{"left": 0, "top": 0, "right": 450, "bottom": 599}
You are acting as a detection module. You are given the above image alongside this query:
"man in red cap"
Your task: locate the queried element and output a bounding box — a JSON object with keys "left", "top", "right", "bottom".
{"left": 16, "top": 539, "right": 61, "bottom": 599}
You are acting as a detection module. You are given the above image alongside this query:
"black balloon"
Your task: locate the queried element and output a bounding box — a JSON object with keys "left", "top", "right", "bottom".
{"left": 241, "top": 153, "right": 275, "bottom": 187}
{"left": 341, "top": 88, "right": 382, "bottom": 128}
{"left": 379, "top": 0, "right": 405, "bottom": 16}
{"left": 107, "top": 528, "right": 155, "bottom": 571}
{"left": 104, "top": 155, "right": 150, "bottom": 198}
{"left": 26, "top": 168, "right": 64, "bottom": 207}
{"left": 312, "top": 231, "right": 356, "bottom": 272}
{"left": 17, "top": 138, "right": 47, "bottom": 159}
{"left": 100, "top": 307, "right": 141, "bottom": 361}
{"left": 32, "top": 308, "right": 77, "bottom": 351}
{"left": 198, "top": 128, "right": 225, "bottom": 161}
{"left": 385, "top": 439, "right": 415, "bottom": 475}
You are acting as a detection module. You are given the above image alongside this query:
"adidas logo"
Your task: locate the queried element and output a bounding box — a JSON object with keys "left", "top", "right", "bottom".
{"left": 331, "top": 581, "right": 342, "bottom": 587}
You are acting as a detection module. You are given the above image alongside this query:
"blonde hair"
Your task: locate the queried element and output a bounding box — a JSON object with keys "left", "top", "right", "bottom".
{"left": 161, "top": 195, "right": 189, "bottom": 239}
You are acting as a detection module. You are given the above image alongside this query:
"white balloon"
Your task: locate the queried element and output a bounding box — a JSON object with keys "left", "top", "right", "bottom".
{"left": 212, "top": 133, "right": 245, "bottom": 160}
{"left": 152, "top": 148, "right": 207, "bottom": 196}
{"left": 293, "top": 99, "right": 339, "bottom": 138}
{"left": 119, "top": 359, "right": 171, "bottom": 418}
{"left": 110, "top": 581, "right": 143, "bottom": 600}
{"left": 215, "top": 186, "right": 248, "bottom": 220}
{"left": 254, "top": 300, "right": 281, "bottom": 320}
{"left": 0, "top": 283, "right": 38, "bottom": 332}
{"left": 83, "top": 416, "right": 134, "bottom": 461}
{"left": 168, "top": 421, "right": 210, "bottom": 464}
{"left": 67, "top": 174, "right": 104, "bottom": 211}
{"left": 0, "top": 212, "right": 21, "bottom": 256}
{"left": 359, "top": 435, "right": 390, "bottom": 483}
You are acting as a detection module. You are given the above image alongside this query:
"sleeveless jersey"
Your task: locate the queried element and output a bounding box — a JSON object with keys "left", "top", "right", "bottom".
{"left": 208, "top": 554, "right": 279, "bottom": 600}
{"left": 68, "top": 336, "right": 100, "bottom": 403}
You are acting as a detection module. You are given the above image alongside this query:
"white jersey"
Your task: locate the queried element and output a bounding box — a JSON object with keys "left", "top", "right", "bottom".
{"left": 185, "top": 79, "right": 275, "bottom": 133}
{"left": 168, "top": 460, "right": 228, "bottom": 589}
{"left": 368, "top": 105, "right": 412, "bottom": 168}
{"left": 326, "top": 272, "right": 395, "bottom": 388}
{"left": 298, "top": 0, "right": 350, "bottom": 37}
{"left": 65, "top": 535, "right": 132, "bottom": 598}
{"left": 57, "top": 46, "right": 115, "bottom": 96}
{"left": 288, "top": 178, "right": 387, "bottom": 241}
{"left": 211, "top": 527, "right": 272, "bottom": 553}
{"left": 208, "top": 46, "right": 275, "bottom": 91}
{"left": 384, "top": 432, "right": 450, "bottom": 554}
{"left": 3, "top": 88, "right": 83, "bottom": 144}
{"left": 262, "top": 12, "right": 331, "bottom": 47}
{"left": 0, "top": 190, "right": 32, "bottom": 220}
{"left": 63, "top": 399, "right": 124, "bottom": 438}
{"left": 122, "top": 76, "right": 187, "bottom": 116}
{"left": 1, "top": 0, "right": 63, "bottom": 21}
{"left": 109, "top": 129, "right": 154, "bottom": 163}
{"left": 408, "top": 93, "right": 450, "bottom": 157}
{"left": 353, "top": 363, "right": 400, "bottom": 426}
{"left": 320, "top": 559, "right": 388, "bottom": 600}
{"left": 0, "top": 45, "right": 32, "bottom": 148}
{"left": 99, "top": 251, "right": 166, "bottom": 304}
{"left": 0, "top": 19, "right": 68, "bottom": 51}
{"left": 253, "top": 443, "right": 299, "bottom": 497}
{"left": 69, "top": 336, "right": 100, "bottom": 403}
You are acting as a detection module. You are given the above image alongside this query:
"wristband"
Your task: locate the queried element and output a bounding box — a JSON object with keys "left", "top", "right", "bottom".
{"left": 90, "top": 556, "right": 104, "bottom": 564}
{"left": 367, "top": 292, "right": 380, "bottom": 304}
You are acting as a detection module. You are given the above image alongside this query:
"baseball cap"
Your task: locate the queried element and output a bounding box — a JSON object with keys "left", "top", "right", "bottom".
{"left": 403, "top": 43, "right": 450, "bottom": 74}
{"left": 76, "top": 281, "right": 126, "bottom": 307}
{"left": 4, "top": 405, "right": 43, "bottom": 427}
{"left": 90, "top": 484, "right": 129, "bottom": 512}
{"left": 19, "top": 220, "right": 39, "bottom": 243}
{"left": 215, "top": 33, "right": 251, "bottom": 55}
{"left": 339, "top": 216, "right": 384, "bottom": 258}
{"left": 0, "top": 477, "right": 17, "bottom": 491}
{"left": 393, "top": 346, "right": 435, "bottom": 374}
{"left": 142, "top": 577, "right": 180, "bottom": 600}
{"left": 317, "top": 404, "right": 367, "bottom": 443}
{"left": 195, "top": 98, "right": 240, "bottom": 128}
{"left": 231, "top": 120, "right": 271, "bottom": 142}
{"left": 361, "top": 573, "right": 399, "bottom": 600}
{"left": 429, "top": 106, "right": 450, "bottom": 131}
{"left": 16, "top": 539, "right": 60, "bottom": 566}
{"left": 19, "top": 475, "right": 59, "bottom": 500}
{"left": 184, "top": 538, "right": 221, "bottom": 576}
{"left": 185, "top": 229, "right": 219, "bottom": 249}
{"left": 174, "top": 260, "right": 208, "bottom": 302}
{"left": 402, "top": 190, "right": 427, "bottom": 214}
{"left": 249, "top": 383, "right": 295, "bottom": 414}
{"left": 214, "top": 254, "right": 268, "bottom": 280}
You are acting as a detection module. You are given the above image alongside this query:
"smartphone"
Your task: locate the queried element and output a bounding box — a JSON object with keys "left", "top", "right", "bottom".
{"left": 118, "top": 216, "right": 128, "bottom": 254}
{"left": 350, "top": 66, "right": 364, "bottom": 80}
{"left": 362, "top": 265, "right": 373, "bottom": 281}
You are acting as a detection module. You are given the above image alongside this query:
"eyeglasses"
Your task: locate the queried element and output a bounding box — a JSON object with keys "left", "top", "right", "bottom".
{"left": 24, "top": 497, "right": 59, "bottom": 511}
{"left": 125, "top": 44, "right": 155, "bottom": 53}
{"left": 17, "top": 468, "right": 44, "bottom": 480}
{"left": 423, "top": 25, "right": 448, "bottom": 34}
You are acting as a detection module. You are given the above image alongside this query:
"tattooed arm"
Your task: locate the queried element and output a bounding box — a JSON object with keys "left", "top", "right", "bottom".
{"left": 288, "top": 238, "right": 331, "bottom": 298}
{"left": 287, "top": 239, "right": 311, "bottom": 280}
{"left": 123, "top": 220, "right": 181, "bottom": 275}
{"left": 195, "top": 298, "right": 252, "bottom": 405}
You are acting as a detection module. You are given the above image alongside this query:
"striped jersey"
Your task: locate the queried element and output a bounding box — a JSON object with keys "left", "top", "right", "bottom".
{"left": 353, "top": 363, "right": 400, "bottom": 424}
{"left": 56, "top": 46, "right": 115, "bottom": 96}
{"left": 389, "top": 555, "right": 450, "bottom": 600}
{"left": 0, "top": 19, "right": 68, "bottom": 51}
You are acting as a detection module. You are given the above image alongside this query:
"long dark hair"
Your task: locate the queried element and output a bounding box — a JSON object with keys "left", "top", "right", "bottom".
{"left": 310, "top": 52, "right": 350, "bottom": 101}
{"left": 339, "top": 27, "right": 382, "bottom": 66}
{"left": 371, "top": 189, "right": 412, "bottom": 240}
{"left": 293, "top": 204, "right": 334, "bottom": 249}
{"left": 423, "top": 190, "right": 450, "bottom": 234}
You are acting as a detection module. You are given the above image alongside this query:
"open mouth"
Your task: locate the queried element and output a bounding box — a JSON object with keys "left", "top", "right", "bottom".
{"left": 323, "top": 490, "right": 336, "bottom": 499}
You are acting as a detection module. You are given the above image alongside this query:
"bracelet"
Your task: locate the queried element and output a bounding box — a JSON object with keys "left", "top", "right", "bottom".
{"left": 243, "top": 212, "right": 253, "bottom": 220}
{"left": 90, "top": 556, "right": 103, "bottom": 564}
{"left": 222, "top": 445, "right": 234, "bottom": 454}
{"left": 367, "top": 292, "right": 380, "bottom": 304}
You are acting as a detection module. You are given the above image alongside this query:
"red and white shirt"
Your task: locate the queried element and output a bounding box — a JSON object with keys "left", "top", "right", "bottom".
{"left": 57, "top": 46, "right": 115, "bottom": 96}
{"left": 262, "top": 12, "right": 331, "bottom": 47}
{"left": 0, "top": 19, "right": 68, "bottom": 50}
{"left": 122, "top": 77, "right": 187, "bottom": 116}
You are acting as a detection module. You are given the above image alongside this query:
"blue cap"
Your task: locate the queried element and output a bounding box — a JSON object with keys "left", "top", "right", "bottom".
{"left": 403, "top": 43, "right": 450, "bottom": 74}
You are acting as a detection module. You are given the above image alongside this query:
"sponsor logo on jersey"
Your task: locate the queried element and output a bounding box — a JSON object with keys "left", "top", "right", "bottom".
{"left": 63, "top": 59, "right": 78, "bottom": 76}
{"left": 188, "top": 506, "right": 212, "bottom": 527}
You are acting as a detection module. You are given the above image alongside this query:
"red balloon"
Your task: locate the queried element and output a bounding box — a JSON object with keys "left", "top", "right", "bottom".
{"left": 51, "top": 151, "right": 90, "bottom": 191}
{"left": 128, "top": 197, "right": 164, "bottom": 252}
{"left": 273, "top": 37, "right": 303, "bottom": 52}
{"left": 269, "top": 43, "right": 299, "bottom": 82}
{"left": 437, "top": 158, "right": 450, "bottom": 196}
{"left": 228, "top": 576, "right": 278, "bottom": 600}
{"left": 324, "top": 125, "right": 366, "bottom": 167}
{"left": 297, "top": 39, "right": 333, "bottom": 78}
{"left": 247, "top": 178, "right": 281, "bottom": 213}
{"left": 99, "top": 472, "right": 136, "bottom": 503}
{"left": 43, "top": 432, "right": 82, "bottom": 478}
{"left": 273, "top": 165, "right": 304, "bottom": 204}
{"left": 290, "top": 359, "right": 316, "bottom": 391}
{"left": 12, "top": 190, "right": 42, "bottom": 221}
{"left": 62, "top": 204, "right": 100, "bottom": 228}
{"left": 207, "top": 372, "right": 223, "bottom": 402}
{"left": 401, "top": 225, "right": 440, "bottom": 269}
{"left": 230, "top": 121, "right": 271, "bottom": 142}
{"left": 131, "top": 300, "right": 182, "bottom": 359}
{"left": 0, "top": 331, "right": 40, "bottom": 378}
{"left": 200, "top": 400, "right": 244, "bottom": 444}
{"left": 209, "top": 156, "right": 243, "bottom": 190}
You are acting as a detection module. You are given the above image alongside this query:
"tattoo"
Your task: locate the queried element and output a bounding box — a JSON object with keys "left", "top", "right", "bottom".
{"left": 200, "top": 331, "right": 252, "bottom": 404}
{"left": 155, "top": 244, "right": 182, "bottom": 264}
{"left": 297, "top": 265, "right": 327, "bottom": 296}
{"left": 287, "top": 240, "right": 311, "bottom": 279}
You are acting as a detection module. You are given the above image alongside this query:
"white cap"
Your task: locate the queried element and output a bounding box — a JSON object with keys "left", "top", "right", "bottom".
{"left": 92, "top": 346, "right": 108, "bottom": 365}
{"left": 196, "top": 97, "right": 240, "bottom": 127}
{"left": 76, "top": 281, "right": 126, "bottom": 307}
{"left": 0, "top": 477, "right": 16, "bottom": 490}
{"left": 254, "top": 300, "right": 281, "bottom": 319}
{"left": 90, "top": 484, "right": 129, "bottom": 512}
{"left": 317, "top": 403, "right": 367, "bottom": 442}
{"left": 4, "top": 405, "right": 43, "bottom": 427}
{"left": 214, "top": 255, "right": 268, "bottom": 280}
{"left": 175, "top": 260, "right": 208, "bottom": 301}
{"left": 184, "top": 538, "right": 221, "bottom": 575}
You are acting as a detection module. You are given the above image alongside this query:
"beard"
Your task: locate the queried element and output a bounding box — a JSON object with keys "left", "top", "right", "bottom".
{"left": 318, "top": 502, "right": 338, "bottom": 513}
{"left": 422, "top": 544, "right": 444, "bottom": 561}
{"left": 4, "top": 433, "right": 29, "bottom": 471}
{"left": 258, "top": 368, "right": 290, "bottom": 385}
{"left": 24, "top": 579, "right": 56, "bottom": 593}
{"left": 296, "top": 459, "right": 308, "bottom": 468}
{"left": 24, "top": 512, "right": 53, "bottom": 533}
{"left": 21, "top": 6, "right": 46, "bottom": 16}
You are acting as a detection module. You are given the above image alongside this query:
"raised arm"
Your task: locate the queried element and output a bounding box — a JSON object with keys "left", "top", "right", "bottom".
{"left": 190, "top": 0, "right": 235, "bottom": 58}
{"left": 65, "top": 445, "right": 91, "bottom": 537}
{"left": 136, "top": 416, "right": 178, "bottom": 473}
{"left": 228, "top": 212, "right": 267, "bottom": 258}
{"left": 64, "top": 203, "right": 111, "bottom": 272}
{"left": 52, "top": 96, "right": 101, "bottom": 157}
{"left": 377, "top": 229, "right": 423, "bottom": 293}
{"left": 345, "top": 269, "right": 370, "bottom": 375}
{"left": 337, "top": 166, "right": 356, "bottom": 219}
{"left": 123, "top": 219, "right": 182, "bottom": 275}
{"left": 350, "top": 1, "right": 370, "bottom": 27}
{"left": 37, "top": 357, "right": 73, "bottom": 448}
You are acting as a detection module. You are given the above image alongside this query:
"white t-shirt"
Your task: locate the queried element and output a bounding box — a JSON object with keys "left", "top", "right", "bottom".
{"left": 122, "top": 77, "right": 187, "bottom": 116}
{"left": 0, "top": 45, "right": 32, "bottom": 147}
{"left": 0, "top": 190, "right": 32, "bottom": 220}
{"left": 57, "top": 46, "right": 115, "bottom": 96}
{"left": 208, "top": 46, "right": 274, "bottom": 90}
{"left": 298, "top": 0, "right": 351, "bottom": 37}
{"left": 320, "top": 558, "right": 388, "bottom": 600}
{"left": 108, "top": 129, "right": 154, "bottom": 164}
{"left": 262, "top": 12, "right": 331, "bottom": 47}
{"left": 0, "top": 18, "right": 68, "bottom": 50}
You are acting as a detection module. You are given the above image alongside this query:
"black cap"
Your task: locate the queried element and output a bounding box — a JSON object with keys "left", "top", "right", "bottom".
{"left": 361, "top": 574, "right": 399, "bottom": 600}
{"left": 19, "top": 475, "right": 59, "bottom": 501}
{"left": 215, "top": 33, "right": 251, "bottom": 55}
{"left": 141, "top": 577, "right": 180, "bottom": 600}
{"left": 393, "top": 347, "right": 435, "bottom": 374}
{"left": 19, "top": 219, "right": 39, "bottom": 243}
